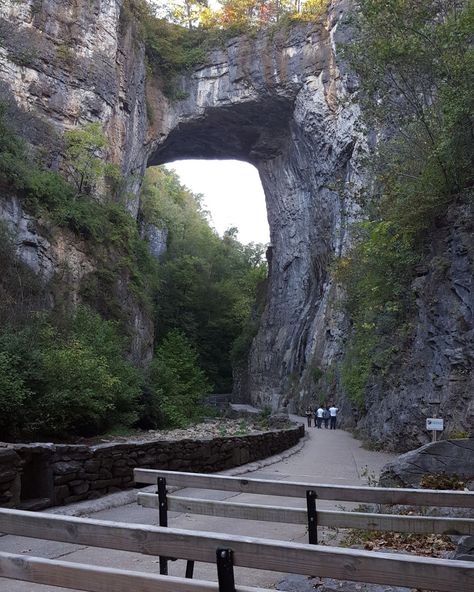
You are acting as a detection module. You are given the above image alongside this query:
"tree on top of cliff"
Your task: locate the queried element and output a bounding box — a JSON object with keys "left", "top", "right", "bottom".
{"left": 145, "top": 0, "right": 329, "bottom": 29}
{"left": 152, "top": 0, "right": 211, "bottom": 29}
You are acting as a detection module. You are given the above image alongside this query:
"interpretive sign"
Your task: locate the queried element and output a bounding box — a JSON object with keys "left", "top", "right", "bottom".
{"left": 426, "top": 418, "right": 444, "bottom": 431}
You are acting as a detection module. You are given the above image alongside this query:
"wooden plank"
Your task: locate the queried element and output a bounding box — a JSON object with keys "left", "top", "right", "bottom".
{"left": 134, "top": 468, "right": 474, "bottom": 507}
{"left": 322, "top": 509, "right": 474, "bottom": 535}
{"left": 139, "top": 492, "right": 474, "bottom": 535}
{"left": 0, "top": 508, "right": 473, "bottom": 592}
{"left": 0, "top": 552, "right": 270, "bottom": 592}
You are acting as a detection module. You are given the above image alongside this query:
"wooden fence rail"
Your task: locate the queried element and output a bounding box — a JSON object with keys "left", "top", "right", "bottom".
{"left": 138, "top": 492, "right": 474, "bottom": 535}
{"left": 134, "top": 468, "right": 474, "bottom": 507}
{"left": 0, "top": 551, "right": 270, "bottom": 592}
{"left": 0, "top": 508, "right": 473, "bottom": 592}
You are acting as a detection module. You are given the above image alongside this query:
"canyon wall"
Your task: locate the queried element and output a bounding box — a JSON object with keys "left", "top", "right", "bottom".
{"left": 1, "top": 0, "right": 472, "bottom": 450}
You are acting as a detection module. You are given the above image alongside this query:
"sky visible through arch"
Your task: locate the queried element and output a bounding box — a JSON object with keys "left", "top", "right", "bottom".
{"left": 167, "top": 160, "right": 270, "bottom": 245}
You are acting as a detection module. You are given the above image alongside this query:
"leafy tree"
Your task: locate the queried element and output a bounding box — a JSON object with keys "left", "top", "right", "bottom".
{"left": 0, "top": 307, "right": 143, "bottom": 439}
{"left": 215, "top": 0, "right": 328, "bottom": 26}
{"left": 63, "top": 123, "right": 121, "bottom": 195}
{"left": 148, "top": 330, "right": 210, "bottom": 427}
{"left": 153, "top": 0, "right": 210, "bottom": 28}
{"left": 0, "top": 352, "right": 30, "bottom": 436}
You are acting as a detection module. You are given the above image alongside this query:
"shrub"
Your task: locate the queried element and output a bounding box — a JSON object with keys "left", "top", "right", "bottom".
{"left": 420, "top": 473, "right": 466, "bottom": 491}
{"left": 0, "top": 307, "right": 143, "bottom": 440}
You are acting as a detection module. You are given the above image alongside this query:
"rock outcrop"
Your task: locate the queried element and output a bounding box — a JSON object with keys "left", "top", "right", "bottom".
{"left": 379, "top": 438, "right": 474, "bottom": 490}
{"left": 0, "top": 0, "right": 153, "bottom": 361}
{"left": 357, "top": 201, "right": 474, "bottom": 451}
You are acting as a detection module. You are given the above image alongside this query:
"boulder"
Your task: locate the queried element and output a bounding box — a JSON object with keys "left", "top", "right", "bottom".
{"left": 379, "top": 438, "right": 474, "bottom": 489}
{"left": 454, "top": 536, "right": 474, "bottom": 562}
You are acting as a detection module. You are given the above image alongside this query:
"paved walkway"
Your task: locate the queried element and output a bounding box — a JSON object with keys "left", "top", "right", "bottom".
{"left": 0, "top": 419, "right": 395, "bottom": 591}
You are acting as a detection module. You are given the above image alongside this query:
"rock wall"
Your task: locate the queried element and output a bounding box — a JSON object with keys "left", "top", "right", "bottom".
{"left": 356, "top": 201, "right": 474, "bottom": 451}
{"left": 0, "top": 424, "right": 304, "bottom": 509}
{"left": 144, "top": 0, "right": 366, "bottom": 411}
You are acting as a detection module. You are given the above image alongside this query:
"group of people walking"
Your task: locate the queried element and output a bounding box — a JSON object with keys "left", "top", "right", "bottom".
{"left": 305, "top": 404, "right": 338, "bottom": 430}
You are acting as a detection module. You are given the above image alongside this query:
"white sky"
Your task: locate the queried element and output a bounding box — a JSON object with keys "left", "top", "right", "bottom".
{"left": 167, "top": 160, "right": 270, "bottom": 245}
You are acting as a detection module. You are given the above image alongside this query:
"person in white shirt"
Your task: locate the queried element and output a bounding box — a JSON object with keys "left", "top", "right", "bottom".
{"left": 316, "top": 406, "right": 324, "bottom": 429}
{"left": 329, "top": 404, "right": 339, "bottom": 430}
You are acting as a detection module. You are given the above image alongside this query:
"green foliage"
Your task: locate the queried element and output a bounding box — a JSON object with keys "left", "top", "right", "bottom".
{"left": 338, "top": 221, "right": 417, "bottom": 408}
{"left": 142, "top": 167, "right": 267, "bottom": 392}
{"left": 0, "top": 352, "right": 30, "bottom": 435}
{"left": 148, "top": 330, "right": 210, "bottom": 427}
{"left": 63, "top": 122, "right": 122, "bottom": 195}
{"left": 0, "top": 306, "right": 142, "bottom": 440}
{"left": 144, "top": 15, "right": 207, "bottom": 72}
{"left": 337, "top": 0, "right": 474, "bottom": 409}
{"left": 55, "top": 44, "right": 75, "bottom": 67}
{"left": 0, "top": 107, "right": 157, "bottom": 316}
{"left": 256, "top": 405, "right": 272, "bottom": 429}
{"left": 447, "top": 430, "right": 470, "bottom": 440}
{"left": 420, "top": 473, "right": 466, "bottom": 491}
{"left": 311, "top": 366, "right": 323, "bottom": 383}
{"left": 0, "top": 223, "right": 46, "bottom": 326}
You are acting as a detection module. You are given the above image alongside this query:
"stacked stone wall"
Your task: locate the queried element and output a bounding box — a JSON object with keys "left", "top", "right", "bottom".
{"left": 0, "top": 424, "right": 304, "bottom": 509}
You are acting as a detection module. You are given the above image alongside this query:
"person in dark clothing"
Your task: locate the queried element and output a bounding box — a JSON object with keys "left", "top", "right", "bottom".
{"left": 305, "top": 407, "right": 313, "bottom": 427}
{"left": 323, "top": 406, "right": 330, "bottom": 429}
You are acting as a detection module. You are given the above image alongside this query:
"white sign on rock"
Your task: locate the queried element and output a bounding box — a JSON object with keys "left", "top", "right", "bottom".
{"left": 426, "top": 418, "right": 444, "bottom": 431}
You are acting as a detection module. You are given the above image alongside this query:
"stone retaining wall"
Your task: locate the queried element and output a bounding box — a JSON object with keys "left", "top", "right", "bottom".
{"left": 0, "top": 424, "right": 304, "bottom": 510}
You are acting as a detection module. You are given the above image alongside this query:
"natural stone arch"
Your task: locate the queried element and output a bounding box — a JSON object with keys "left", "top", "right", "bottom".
{"left": 144, "top": 4, "right": 363, "bottom": 410}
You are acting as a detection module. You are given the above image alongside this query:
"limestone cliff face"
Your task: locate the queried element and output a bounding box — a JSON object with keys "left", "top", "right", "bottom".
{"left": 1, "top": 0, "right": 472, "bottom": 450}
{"left": 0, "top": 0, "right": 147, "bottom": 183}
{"left": 357, "top": 201, "right": 474, "bottom": 451}
{"left": 0, "top": 0, "right": 153, "bottom": 363}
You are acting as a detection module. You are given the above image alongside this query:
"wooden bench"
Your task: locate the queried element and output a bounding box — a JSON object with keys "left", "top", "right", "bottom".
{"left": 1, "top": 507, "right": 473, "bottom": 592}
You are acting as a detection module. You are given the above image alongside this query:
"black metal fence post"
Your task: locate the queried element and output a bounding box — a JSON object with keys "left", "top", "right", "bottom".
{"left": 157, "top": 477, "right": 168, "bottom": 575}
{"left": 306, "top": 489, "right": 318, "bottom": 545}
{"left": 216, "top": 548, "right": 236, "bottom": 592}
{"left": 185, "top": 559, "right": 195, "bottom": 579}
{"left": 157, "top": 475, "right": 195, "bottom": 578}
